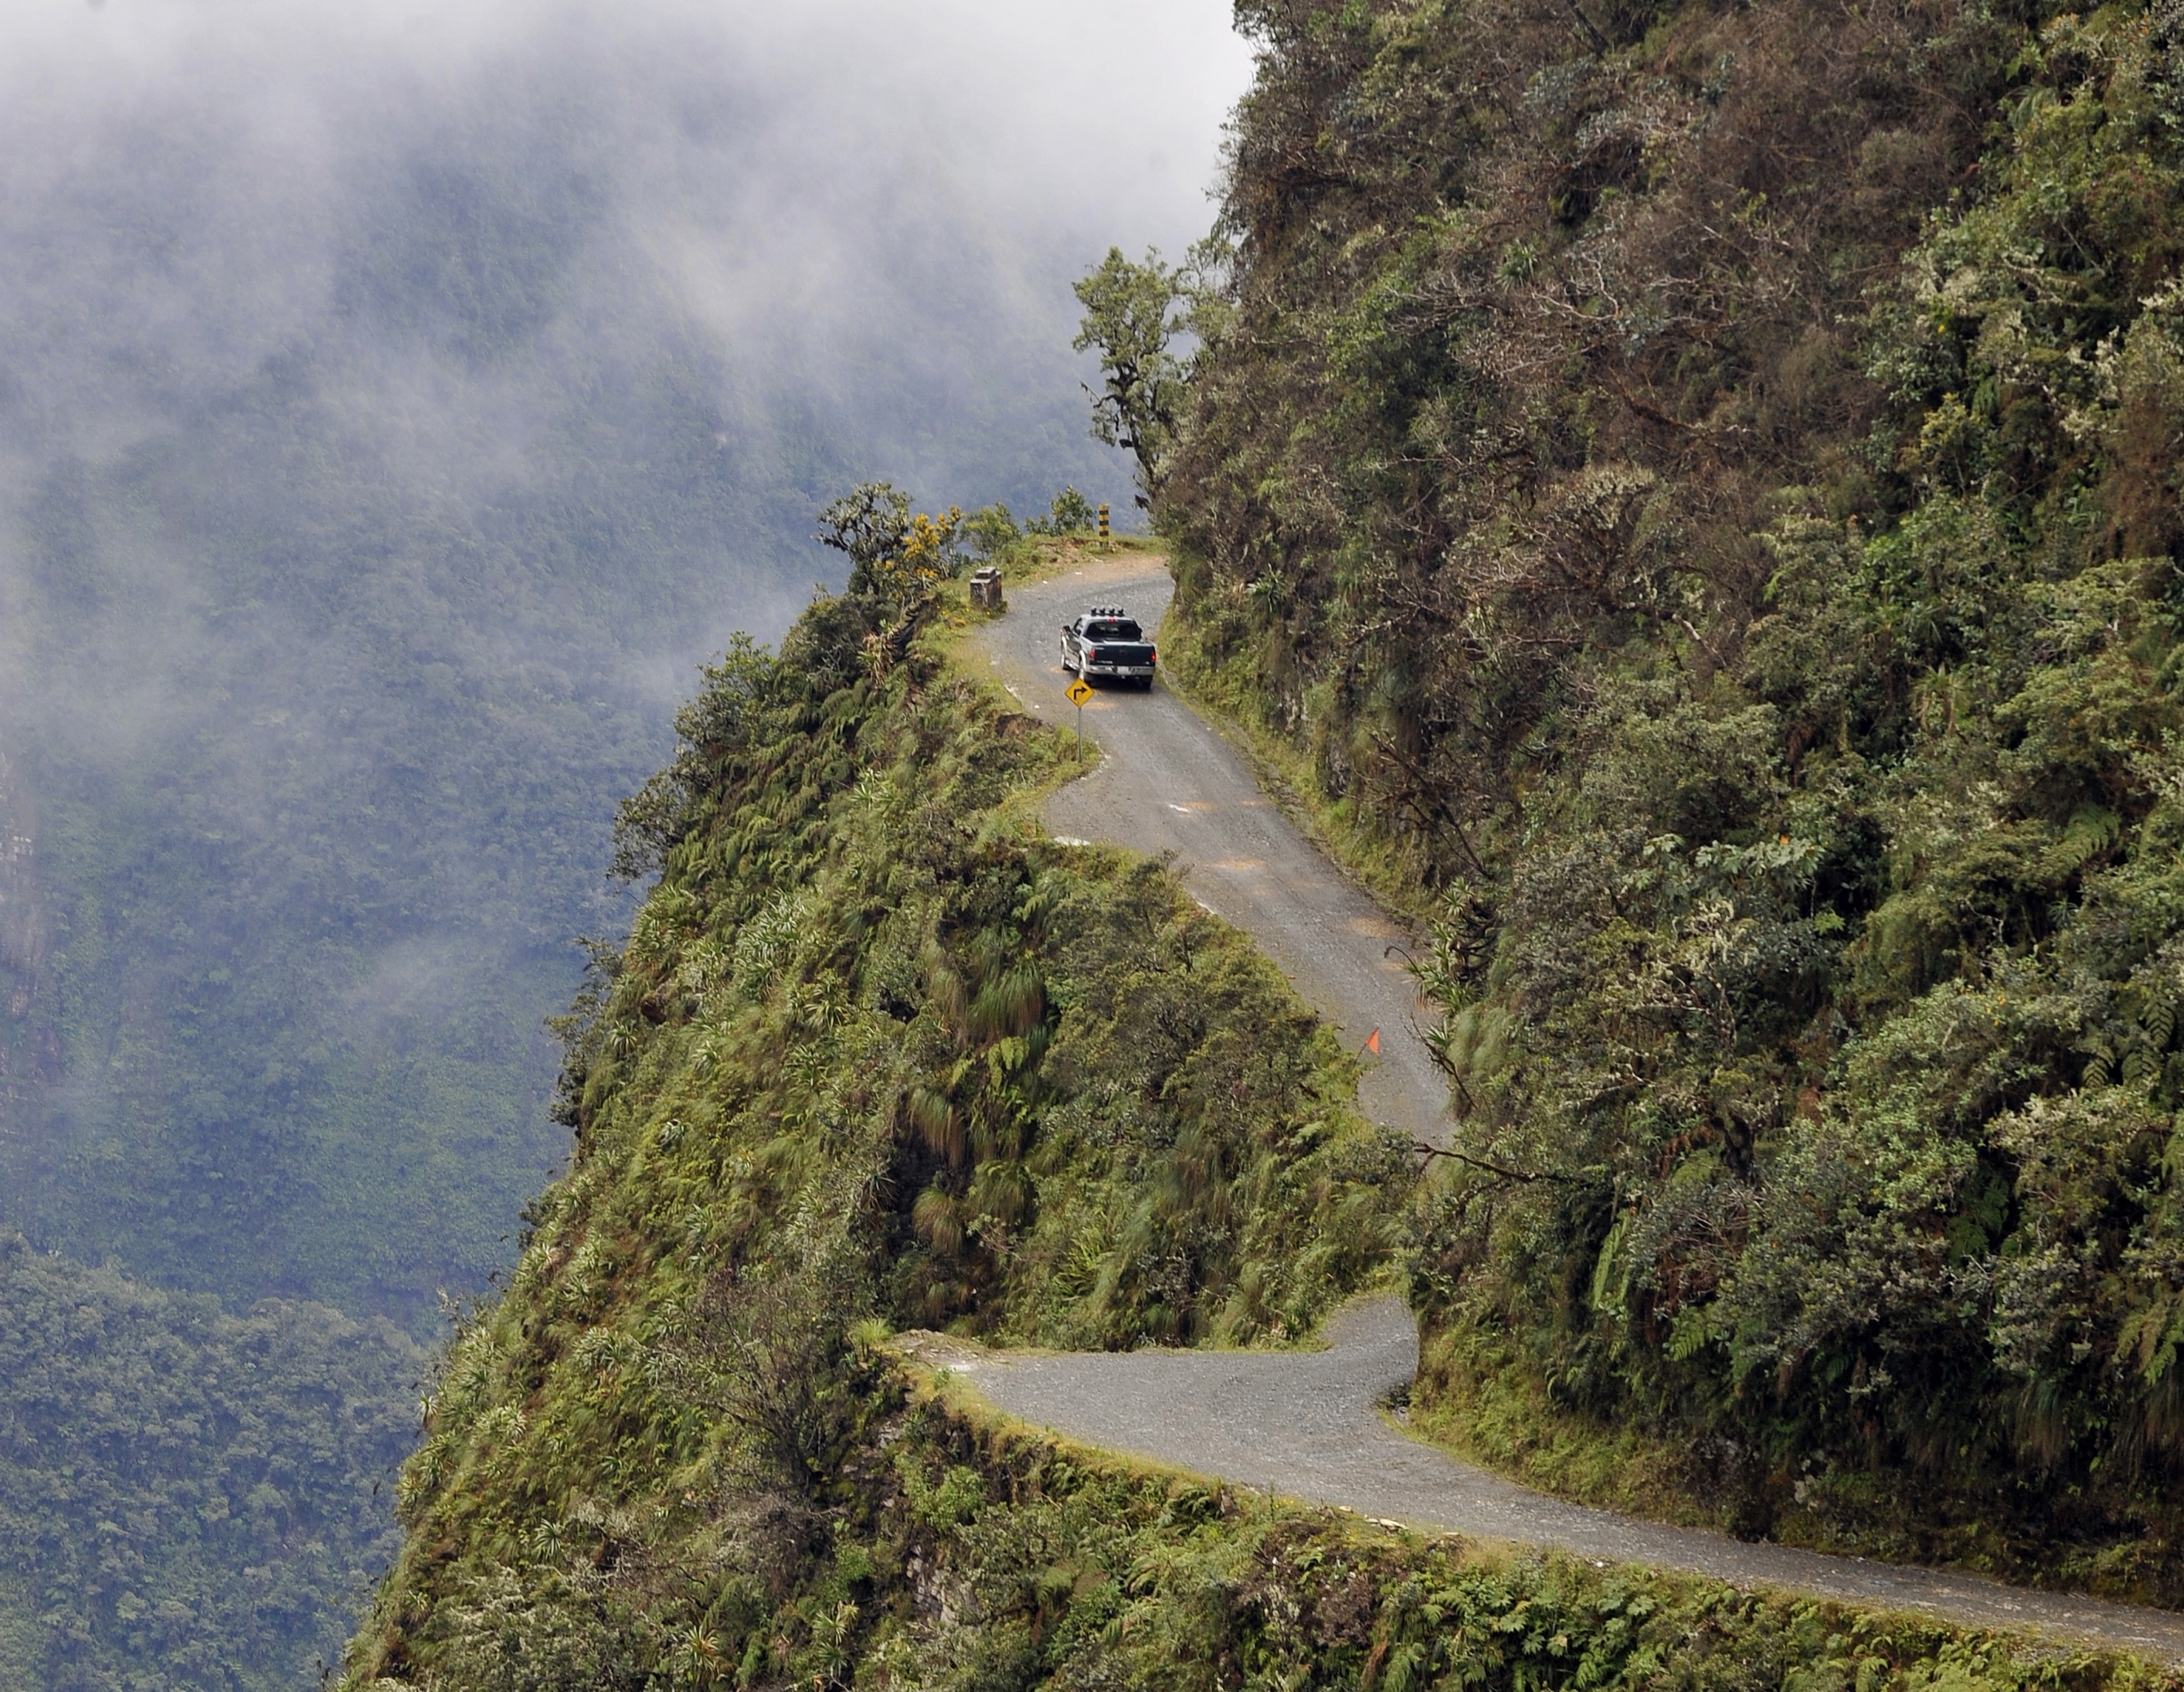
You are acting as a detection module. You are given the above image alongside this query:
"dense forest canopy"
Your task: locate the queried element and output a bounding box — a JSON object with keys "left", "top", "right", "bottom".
{"left": 1158, "top": 0, "right": 2184, "bottom": 1589}
{"left": 0, "top": 1234, "right": 421, "bottom": 1692}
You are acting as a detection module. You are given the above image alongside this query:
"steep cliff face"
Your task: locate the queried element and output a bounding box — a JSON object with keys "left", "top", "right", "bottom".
{"left": 341, "top": 578, "right": 1410, "bottom": 1686}
{"left": 1163, "top": 0, "right": 2184, "bottom": 1591}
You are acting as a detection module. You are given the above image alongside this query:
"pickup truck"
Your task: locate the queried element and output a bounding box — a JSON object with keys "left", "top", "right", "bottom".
{"left": 1059, "top": 606, "right": 1157, "bottom": 688}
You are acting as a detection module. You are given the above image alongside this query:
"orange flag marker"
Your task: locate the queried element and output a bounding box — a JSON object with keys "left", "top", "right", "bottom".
{"left": 1364, "top": 1028, "right": 1381, "bottom": 1055}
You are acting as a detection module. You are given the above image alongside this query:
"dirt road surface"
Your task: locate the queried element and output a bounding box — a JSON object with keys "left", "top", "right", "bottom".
{"left": 978, "top": 556, "right": 1445, "bottom": 1149}
{"left": 953, "top": 1302, "right": 2184, "bottom": 1662}
{"left": 966, "top": 555, "right": 2184, "bottom": 1662}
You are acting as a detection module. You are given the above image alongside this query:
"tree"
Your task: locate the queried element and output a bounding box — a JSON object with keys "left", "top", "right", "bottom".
{"left": 651, "top": 1254, "right": 867, "bottom": 1497}
{"left": 1024, "top": 488, "right": 1095, "bottom": 535}
{"left": 892, "top": 506, "right": 963, "bottom": 596}
{"left": 817, "top": 482, "right": 961, "bottom": 607}
{"left": 960, "top": 502, "right": 1021, "bottom": 560}
{"left": 1073, "top": 248, "right": 1190, "bottom": 506}
{"left": 817, "top": 481, "right": 912, "bottom": 596}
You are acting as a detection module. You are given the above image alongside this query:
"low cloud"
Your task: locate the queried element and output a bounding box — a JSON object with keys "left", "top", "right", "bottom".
{"left": 0, "top": 0, "right": 1257, "bottom": 1313}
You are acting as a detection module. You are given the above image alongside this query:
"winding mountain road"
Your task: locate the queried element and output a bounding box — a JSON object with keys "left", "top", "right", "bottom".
{"left": 979, "top": 557, "right": 1444, "bottom": 1149}
{"left": 966, "top": 554, "right": 2184, "bottom": 1664}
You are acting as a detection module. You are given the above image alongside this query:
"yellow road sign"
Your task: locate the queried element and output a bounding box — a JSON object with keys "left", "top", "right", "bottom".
{"left": 1065, "top": 677, "right": 1095, "bottom": 707}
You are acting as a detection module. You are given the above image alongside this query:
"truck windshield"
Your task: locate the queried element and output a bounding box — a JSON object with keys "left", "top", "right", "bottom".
{"left": 1085, "top": 620, "right": 1143, "bottom": 640}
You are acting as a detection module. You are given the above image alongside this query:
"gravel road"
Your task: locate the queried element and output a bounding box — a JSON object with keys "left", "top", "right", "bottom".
{"left": 953, "top": 1302, "right": 2184, "bottom": 1662}
{"left": 977, "top": 557, "right": 1446, "bottom": 1149}
{"left": 966, "top": 556, "right": 2184, "bottom": 1662}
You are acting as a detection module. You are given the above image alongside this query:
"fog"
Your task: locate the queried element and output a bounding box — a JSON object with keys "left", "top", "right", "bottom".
{"left": 0, "top": 0, "right": 1255, "bottom": 1319}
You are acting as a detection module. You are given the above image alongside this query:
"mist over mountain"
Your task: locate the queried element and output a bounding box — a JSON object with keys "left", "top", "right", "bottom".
{"left": 0, "top": 0, "right": 1248, "bottom": 1323}
{"left": 0, "top": 5, "right": 1253, "bottom": 1682}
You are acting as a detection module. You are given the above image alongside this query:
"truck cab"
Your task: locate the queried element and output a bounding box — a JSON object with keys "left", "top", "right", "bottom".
{"left": 1059, "top": 606, "right": 1157, "bottom": 688}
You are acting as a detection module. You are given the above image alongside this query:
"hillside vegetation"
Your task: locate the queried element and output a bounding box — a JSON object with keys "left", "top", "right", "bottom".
{"left": 359, "top": 1361, "right": 2172, "bottom": 1692}
{"left": 335, "top": 0, "right": 2184, "bottom": 1674}
{"left": 342, "top": 576, "right": 2179, "bottom": 1690}
{"left": 1159, "top": 0, "right": 2184, "bottom": 1595}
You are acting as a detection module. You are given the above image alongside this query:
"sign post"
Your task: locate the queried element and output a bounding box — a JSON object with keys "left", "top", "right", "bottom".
{"left": 1066, "top": 676, "right": 1093, "bottom": 761}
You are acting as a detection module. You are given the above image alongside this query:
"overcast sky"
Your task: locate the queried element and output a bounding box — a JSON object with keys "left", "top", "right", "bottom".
{"left": 1, "top": 0, "right": 1255, "bottom": 278}
{"left": 0, "top": 0, "right": 1260, "bottom": 532}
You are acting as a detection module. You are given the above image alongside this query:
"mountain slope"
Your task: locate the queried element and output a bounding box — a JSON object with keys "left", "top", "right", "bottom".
{"left": 341, "top": 567, "right": 2179, "bottom": 1689}
{"left": 341, "top": 566, "right": 1410, "bottom": 1681}
{"left": 1161, "top": 0, "right": 2184, "bottom": 1594}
